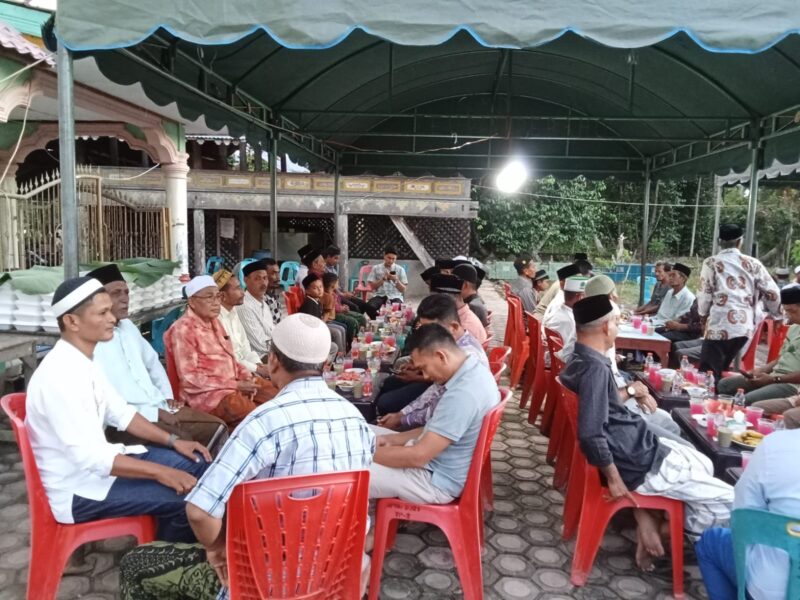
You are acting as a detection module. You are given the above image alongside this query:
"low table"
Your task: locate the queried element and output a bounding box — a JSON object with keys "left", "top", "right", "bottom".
{"left": 673, "top": 408, "right": 744, "bottom": 479}
{"left": 632, "top": 372, "right": 689, "bottom": 411}
{"left": 617, "top": 324, "right": 671, "bottom": 366}
{"left": 724, "top": 467, "right": 743, "bottom": 485}
{"left": 335, "top": 372, "right": 390, "bottom": 424}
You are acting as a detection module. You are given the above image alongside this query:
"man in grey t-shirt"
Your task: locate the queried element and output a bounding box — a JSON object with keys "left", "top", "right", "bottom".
{"left": 369, "top": 323, "right": 499, "bottom": 503}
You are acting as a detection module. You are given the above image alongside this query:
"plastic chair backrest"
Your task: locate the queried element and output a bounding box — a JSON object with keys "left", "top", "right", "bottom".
{"left": 206, "top": 256, "right": 224, "bottom": 275}
{"left": 503, "top": 282, "right": 512, "bottom": 298}
{"left": 490, "top": 362, "right": 507, "bottom": 383}
{"left": 545, "top": 327, "right": 564, "bottom": 358}
{"left": 488, "top": 346, "right": 512, "bottom": 367}
{"left": 458, "top": 389, "right": 511, "bottom": 511}
{"left": 635, "top": 275, "right": 657, "bottom": 304}
{"left": 356, "top": 265, "right": 372, "bottom": 287}
{"left": 280, "top": 261, "right": 301, "bottom": 290}
{"left": 739, "top": 319, "right": 766, "bottom": 371}
{"left": 768, "top": 321, "right": 790, "bottom": 363}
{"left": 163, "top": 325, "right": 180, "bottom": 398}
{"left": 0, "top": 393, "right": 59, "bottom": 536}
{"left": 283, "top": 291, "right": 296, "bottom": 315}
{"left": 150, "top": 305, "right": 183, "bottom": 356}
{"left": 731, "top": 508, "right": 800, "bottom": 600}
{"left": 226, "top": 470, "right": 371, "bottom": 600}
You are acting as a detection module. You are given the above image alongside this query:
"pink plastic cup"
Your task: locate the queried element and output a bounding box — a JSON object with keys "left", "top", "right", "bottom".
{"left": 745, "top": 406, "right": 764, "bottom": 428}
{"left": 757, "top": 418, "right": 776, "bottom": 435}
{"left": 690, "top": 398, "right": 705, "bottom": 416}
{"left": 632, "top": 316, "right": 642, "bottom": 329}
{"left": 706, "top": 416, "right": 718, "bottom": 438}
{"left": 741, "top": 451, "right": 753, "bottom": 469}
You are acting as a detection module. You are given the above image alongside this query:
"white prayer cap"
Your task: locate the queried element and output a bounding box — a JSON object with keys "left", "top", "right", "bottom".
{"left": 271, "top": 313, "right": 331, "bottom": 363}
{"left": 795, "top": 265, "right": 800, "bottom": 275}
{"left": 184, "top": 275, "right": 217, "bottom": 298}
{"left": 564, "top": 276, "right": 588, "bottom": 293}
{"left": 51, "top": 276, "right": 104, "bottom": 318}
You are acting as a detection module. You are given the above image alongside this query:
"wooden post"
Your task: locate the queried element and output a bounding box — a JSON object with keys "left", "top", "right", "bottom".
{"left": 239, "top": 139, "right": 248, "bottom": 171}
{"left": 390, "top": 216, "right": 434, "bottom": 268}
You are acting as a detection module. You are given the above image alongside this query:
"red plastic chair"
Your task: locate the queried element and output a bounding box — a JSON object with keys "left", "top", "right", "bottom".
{"left": 507, "top": 297, "right": 529, "bottom": 388}
{"left": 0, "top": 393, "right": 156, "bottom": 600}
{"left": 767, "top": 320, "right": 789, "bottom": 363}
{"left": 226, "top": 470, "right": 370, "bottom": 600}
{"left": 542, "top": 330, "right": 566, "bottom": 473}
{"left": 519, "top": 311, "right": 540, "bottom": 409}
{"left": 502, "top": 282, "right": 512, "bottom": 298}
{"left": 353, "top": 265, "right": 373, "bottom": 300}
{"left": 502, "top": 294, "right": 517, "bottom": 348}
{"left": 721, "top": 319, "right": 767, "bottom": 378}
{"left": 163, "top": 325, "right": 181, "bottom": 398}
{"left": 481, "top": 333, "right": 495, "bottom": 351}
{"left": 490, "top": 362, "right": 507, "bottom": 383}
{"left": 488, "top": 345, "right": 511, "bottom": 371}
{"left": 555, "top": 384, "right": 686, "bottom": 599}
{"left": 527, "top": 317, "right": 550, "bottom": 426}
{"left": 368, "top": 389, "right": 511, "bottom": 600}
{"left": 283, "top": 291, "right": 297, "bottom": 315}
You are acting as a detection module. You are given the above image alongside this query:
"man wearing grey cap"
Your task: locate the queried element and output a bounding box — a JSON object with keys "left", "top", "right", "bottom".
{"left": 697, "top": 224, "right": 782, "bottom": 381}
{"left": 118, "top": 314, "right": 375, "bottom": 600}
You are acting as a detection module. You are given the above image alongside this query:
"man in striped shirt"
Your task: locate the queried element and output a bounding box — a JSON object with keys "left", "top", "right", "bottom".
{"left": 120, "top": 313, "right": 375, "bottom": 600}
{"left": 236, "top": 259, "right": 275, "bottom": 357}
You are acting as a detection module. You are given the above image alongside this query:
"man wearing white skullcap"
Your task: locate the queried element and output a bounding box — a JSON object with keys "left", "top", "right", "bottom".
{"left": 123, "top": 313, "right": 374, "bottom": 599}
{"left": 542, "top": 276, "right": 586, "bottom": 361}
{"left": 25, "top": 276, "right": 212, "bottom": 542}
{"left": 167, "top": 275, "right": 278, "bottom": 428}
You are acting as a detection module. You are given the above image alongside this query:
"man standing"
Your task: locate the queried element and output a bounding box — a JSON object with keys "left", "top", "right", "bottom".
{"left": 453, "top": 262, "right": 490, "bottom": 328}
{"left": 214, "top": 269, "right": 270, "bottom": 377}
{"left": 168, "top": 276, "right": 277, "bottom": 428}
{"left": 697, "top": 224, "right": 781, "bottom": 381}
{"left": 89, "top": 264, "right": 225, "bottom": 449}
{"left": 650, "top": 263, "right": 695, "bottom": 328}
{"left": 27, "top": 276, "right": 210, "bottom": 542}
{"left": 634, "top": 262, "right": 672, "bottom": 316}
{"left": 120, "top": 314, "right": 375, "bottom": 599}
{"left": 236, "top": 260, "right": 274, "bottom": 357}
{"left": 370, "top": 323, "right": 500, "bottom": 504}
{"left": 510, "top": 255, "right": 538, "bottom": 313}
{"left": 542, "top": 276, "right": 586, "bottom": 360}
{"left": 561, "top": 295, "right": 733, "bottom": 569}
{"left": 717, "top": 284, "right": 800, "bottom": 405}
{"left": 366, "top": 246, "right": 408, "bottom": 311}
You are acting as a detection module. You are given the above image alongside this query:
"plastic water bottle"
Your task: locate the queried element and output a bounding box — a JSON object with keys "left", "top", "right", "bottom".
{"left": 733, "top": 388, "right": 746, "bottom": 413}
{"left": 362, "top": 370, "right": 373, "bottom": 396}
{"left": 644, "top": 352, "right": 654, "bottom": 371}
{"left": 671, "top": 369, "right": 684, "bottom": 394}
{"left": 334, "top": 353, "right": 344, "bottom": 374}
{"left": 680, "top": 355, "right": 690, "bottom": 374}
{"left": 706, "top": 371, "right": 716, "bottom": 398}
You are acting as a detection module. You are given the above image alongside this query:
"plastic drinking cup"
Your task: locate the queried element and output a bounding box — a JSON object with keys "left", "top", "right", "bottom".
{"left": 707, "top": 415, "right": 719, "bottom": 438}
{"left": 632, "top": 316, "right": 642, "bottom": 329}
{"left": 690, "top": 397, "right": 705, "bottom": 416}
{"left": 757, "top": 418, "right": 776, "bottom": 435}
{"left": 717, "top": 427, "right": 733, "bottom": 448}
{"left": 745, "top": 406, "right": 764, "bottom": 428}
{"left": 344, "top": 357, "right": 354, "bottom": 370}
{"left": 741, "top": 451, "right": 753, "bottom": 469}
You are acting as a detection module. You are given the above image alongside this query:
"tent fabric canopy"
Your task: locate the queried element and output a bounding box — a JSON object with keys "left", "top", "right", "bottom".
{"left": 55, "top": 1, "right": 800, "bottom": 180}
{"left": 57, "top": 0, "right": 800, "bottom": 53}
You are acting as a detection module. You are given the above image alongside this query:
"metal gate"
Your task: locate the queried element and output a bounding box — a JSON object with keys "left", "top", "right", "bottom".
{"left": 0, "top": 169, "right": 169, "bottom": 271}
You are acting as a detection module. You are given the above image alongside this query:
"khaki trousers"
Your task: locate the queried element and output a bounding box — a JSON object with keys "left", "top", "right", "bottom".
{"left": 751, "top": 397, "right": 800, "bottom": 429}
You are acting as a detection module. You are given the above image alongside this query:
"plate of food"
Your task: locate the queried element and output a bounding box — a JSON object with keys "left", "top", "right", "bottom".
{"left": 345, "top": 367, "right": 365, "bottom": 375}
{"left": 337, "top": 371, "right": 362, "bottom": 383}
{"left": 732, "top": 430, "right": 764, "bottom": 449}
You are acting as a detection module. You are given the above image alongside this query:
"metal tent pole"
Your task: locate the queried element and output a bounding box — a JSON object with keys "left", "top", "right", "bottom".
{"left": 689, "top": 176, "right": 702, "bottom": 257}
{"left": 712, "top": 178, "right": 723, "bottom": 255}
{"left": 744, "top": 144, "right": 762, "bottom": 255}
{"left": 57, "top": 41, "right": 78, "bottom": 278}
{"left": 639, "top": 160, "right": 651, "bottom": 305}
{"left": 269, "top": 135, "right": 278, "bottom": 258}
{"left": 333, "top": 155, "right": 348, "bottom": 285}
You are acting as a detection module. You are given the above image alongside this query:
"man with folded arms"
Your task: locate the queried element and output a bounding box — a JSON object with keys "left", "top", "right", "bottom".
{"left": 168, "top": 275, "right": 277, "bottom": 428}
{"left": 561, "top": 295, "right": 733, "bottom": 570}
{"left": 89, "top": 264, "right": 226, "bottom": 449}
{"left": 26, "top": 276, "right": 210, "bottom": 542}
{"left": 236, "top": 259, "right": 275, "bottom": 358}
{"left": 370, "top": 323, "right": 499, "bottom": 504}
{"left": 650, "top": 262, "right": 695, "bottom": 328}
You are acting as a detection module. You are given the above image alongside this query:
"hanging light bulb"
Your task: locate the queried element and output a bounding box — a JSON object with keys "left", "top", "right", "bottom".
{"left": 495, "top": 159, "right": 528, "bottom": 193}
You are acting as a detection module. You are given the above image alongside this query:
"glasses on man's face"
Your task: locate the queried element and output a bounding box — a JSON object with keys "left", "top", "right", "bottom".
{"left": 193, "top": 292, "right": 222, "bottom": 303}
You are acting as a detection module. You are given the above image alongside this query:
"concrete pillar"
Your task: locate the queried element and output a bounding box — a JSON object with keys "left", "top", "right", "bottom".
{"left": 193, "top": 208, "right": 206, "bottom": 276}
{"left": 163, "top": 160, "right": 190, "bottom": 274}
{"left": 0, "top": 166, "right": 20, "bottom": 270}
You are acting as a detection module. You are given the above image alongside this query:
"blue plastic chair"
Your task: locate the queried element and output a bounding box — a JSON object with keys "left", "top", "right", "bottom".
{"left": 279, "top": 261, "right": 300, "bottom": 291}
{"left": 205, "top": 256, "right": 224, "bottom": 275}
{"left": 238, "top": 258, "right": 258, "bottom": 288}
{"left": 635, "top": 275, "right": 657, "bottom": 304}
{"left": 150, "top": 306, "right": 184, "bottom": 357}
{"left": 732, "top": 508, "right": 800, "bottom": 600}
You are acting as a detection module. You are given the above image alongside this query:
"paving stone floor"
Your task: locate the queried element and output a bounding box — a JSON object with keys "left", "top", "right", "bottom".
{"left": 0, "top": 282, "right": 711, "bottom": 599}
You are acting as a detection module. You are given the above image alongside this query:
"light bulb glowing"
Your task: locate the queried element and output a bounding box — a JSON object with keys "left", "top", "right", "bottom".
{"left": 495, "top": 160, "right": 528, "bottom": 193}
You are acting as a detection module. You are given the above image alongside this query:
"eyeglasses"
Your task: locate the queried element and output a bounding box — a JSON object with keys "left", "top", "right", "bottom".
{"left": 192, "top": 293, "right": 222, "bottom": 303}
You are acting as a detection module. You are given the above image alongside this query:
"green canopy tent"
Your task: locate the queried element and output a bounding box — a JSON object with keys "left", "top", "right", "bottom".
{"left": 54, "top": 1, "right": 800, "bottom": 298}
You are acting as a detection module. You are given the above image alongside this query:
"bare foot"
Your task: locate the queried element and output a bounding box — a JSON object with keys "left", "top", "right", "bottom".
{"left": 634, "top": 509, "right": 665, "bottom": 570}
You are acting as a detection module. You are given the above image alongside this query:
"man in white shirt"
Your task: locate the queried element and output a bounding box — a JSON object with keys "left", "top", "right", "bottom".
{"left": 26, "top": 276, "right": 211, "bottom": 542}
{"left": 213, "top": 269, "right": 269, "bottom": 377}
{"left": 696, "top": 429, "right": 800, "bottom": 600}
{"left": 236, "top": 259, "right": 274, "bottom": 357}
{"left": 651, "top": 262, "right": 695, "bottom": 328}
{"left": 543, "top": 276, "right": 586, "bottom": 361}
{"left": 366, "top": 246, "right": 408, "bottom": 311}
{"left": 88, "top": 264, "right": 226, "bottom": 450}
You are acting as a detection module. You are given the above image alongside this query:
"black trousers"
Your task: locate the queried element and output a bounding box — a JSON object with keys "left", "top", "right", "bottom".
{"left": 342, "top": 296, "right": 378, "bottom": 319}
{"left": 375, "top": 378, "right": 432, "bottom": 415}
{"left": 656, "top": 328, "right": 701, "bottom": 343}
{"left": 366, "top": 295, "right": 403, "bottom": 314}
{"left": 699, "top": 337, "right": 748, "bottom": 384}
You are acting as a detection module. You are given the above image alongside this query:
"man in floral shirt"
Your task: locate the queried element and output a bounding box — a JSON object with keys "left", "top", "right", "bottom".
{"left": 696, "top": 224, "right": 782, "bottom": 381}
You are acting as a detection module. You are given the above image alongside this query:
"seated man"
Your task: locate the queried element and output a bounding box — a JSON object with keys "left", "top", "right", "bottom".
{"left": 561, "top": 295, "right": 733, "bottom": 569}
{"left": 420, "top": 266, "right": 438, "bottom": 292}
{"left": 27, "top": 276, "right": 210, "bottom": 542}
{"left": 236, "top": 259, "right": 275, "bottom": 358}
{"left": 298, "top": 273, "right": 345, "bottom": 354}
{"left": 214, "top": 269, "right": 270, "bottom": 377}
{"left": 656, "top": 298, "right": 703, "bottom": 345}
{"left": 169, "top": 276, "right": 277, "bottom": 429}
{"left": 535, "top": 262, "right": 582, "bottom": 321}
{"left": 370, "top": 323, "right": 500, "bottom": 504}
{"left": 263, "top": 257, "right": 284, "bottom": 325}
{"left": 322, "top": 272, "right": 365, "bottom": 341}
{"left": 366, "top": 246, "right": 408, "bottom": 311}
{"left": 651, "top": 263, "right": 695, "bottom": 328}
{"left": 430, "top": 272, "right": 487, "bottom": 345}
{"left": 453, "top": 261, "right": 489, "bottom": 329}
{"left": 696, "top": 427, "right": 800, "bottom": 600}
{"left": 718, "top": 284, "right": 800, "bottom": 405}
{"left": 377, "top": 294, "right": 488, "bottom": 429}
{"left": 120, "top": 314, "right": 376, "bottom": 599}
{"left": 324, "top": 245, "right": 375, "bottom": 317}
{"left": 533, "top": 269, "right": 550, "bottom": 305}
{"left": 542, "top": 276, "right": 586, "bottom": 360}
{"left": 634, "top": 262, "right": 672, "bottom": 316}
{"left": 509, "top": 255, "right": 538, "bottom": 314}
{"left": 88, "top": 264, "right": 226, "bottom": 449}
{"left": 774, "top": 266, "right": 792, "bottom": 289}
